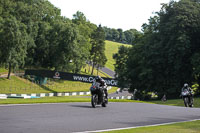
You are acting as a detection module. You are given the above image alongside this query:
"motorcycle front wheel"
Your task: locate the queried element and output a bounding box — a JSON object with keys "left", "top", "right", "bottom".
{"left": 101, "top": 96, "right": 107, "bottom": 107}
{"left": 183, "top": 97, "right": 189, "bottom": 107}
{"left": 189, "top": 97, "right": 194, "bottom": 107}
{"left": 91, "top": 94, "right": 98, "bottom": 108}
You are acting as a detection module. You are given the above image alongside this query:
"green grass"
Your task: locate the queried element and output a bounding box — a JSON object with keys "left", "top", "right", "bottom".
{"left": 0, "top": 96, "right": 139, "bottom": 104}
{"left": 0, "top": 75, "right": 118, "bottom": 94}
{"left": 0, "top": 76, "right": 91, "bottom": 94}
{"left": 0, "top": 64, "right": 113, "bottom": 94}
{"left": 146, "top": 97, "right": 200, "bottom": 108}
{"left": 105, "top": 40, "right": 131, "bottom": 71}
{"left": 0, "top": 76, "right": 44, "bottom": 94}
{"left": 0, "top": 96, "right": 90, "bottom": 104}
{"left": 102, "top": 120, "right": 200, "bottom": 133}
{"left": 0, "top": 68, "right": 8, "bottom": 74}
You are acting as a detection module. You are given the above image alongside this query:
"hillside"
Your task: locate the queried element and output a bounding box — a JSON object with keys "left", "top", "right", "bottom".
{"left": 0, "top": 67, "right": 115, "bottom": 94}
{"left": 105, "top": 40, "right": 131, "bottom": 71}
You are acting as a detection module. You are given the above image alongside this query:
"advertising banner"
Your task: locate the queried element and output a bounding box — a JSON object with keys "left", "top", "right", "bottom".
{"left": 25, "top": 69, "right": 118, "bottom": 86}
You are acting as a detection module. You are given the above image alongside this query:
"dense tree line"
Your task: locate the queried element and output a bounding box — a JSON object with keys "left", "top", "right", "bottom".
{"left": 0, "top": 0, "right": 107, "bottom": 79}
{"left": 114, "top": 0, "right": 200, "bottom": 99}
{"left": 103, "top": 27, "right": 143, "bottom": 45}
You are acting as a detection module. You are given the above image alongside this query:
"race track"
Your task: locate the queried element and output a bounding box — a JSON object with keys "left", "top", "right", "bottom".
{"left": 0, "top": 102, "right": 200, "bottom": 133}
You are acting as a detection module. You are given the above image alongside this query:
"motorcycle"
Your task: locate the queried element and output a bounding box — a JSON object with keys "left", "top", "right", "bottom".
{"left": 90, "top": 82, "right": 108, "bottom": 108}
{"left": 181, "top": 89, "right": 193, "bottom": 107}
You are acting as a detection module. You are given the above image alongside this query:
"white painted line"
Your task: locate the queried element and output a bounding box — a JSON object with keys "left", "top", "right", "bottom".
{"left": 31, "top": 93, "right": 36, "bottom": 97}
{"left": 49, "top": 93, "right": 54, "bottom": 97}
{"left": 79, "top": 92, "right": 84, "bottom": 95}
{"left": 65, "top": 93, "right": 70, "bottom": 96}
{"left": 40, "top": 93, "right": 46, "bottom": 97}
{"left": 74, "top": 119, "right": 200, "bottom": 133}
{"left": 21, "top": 94, "right": 27, "bottom": 97}
{"left": 86, "top": 92, "right": 91, "bottom": 95}
{"left": 57, "top": 93, "right": 62, "bottom": 96}
{"left": 72, "top": 92, "right": 77, "bottom": 96}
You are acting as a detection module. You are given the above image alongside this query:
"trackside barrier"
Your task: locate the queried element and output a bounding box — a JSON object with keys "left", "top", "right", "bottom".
{"left": 2, "top": 92, "right": 91, "bottom": 99}
{"left": 1, "top": 92, "right": 133, "bottom": 100}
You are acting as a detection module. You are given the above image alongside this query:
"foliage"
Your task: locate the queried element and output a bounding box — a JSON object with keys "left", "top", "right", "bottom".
{"left": 114, "top": 0, "right": 200, "bottom": 99}
{"left": 113, "top": 45, "right": 130, "bottom": 88}
{"left": 0, "top": 16, "right": 28, "bottom": 79}
{"left": 103, "top": 27, "right": 143, "bottom": 45}
{"left": 90, "top": 25, "right": 107, "bottom": 75}
{"left": 72, "top": 11, "right": 97, "bottom": 73}
{"left": 0, "top": 1, "right": 108, "bottom": 76}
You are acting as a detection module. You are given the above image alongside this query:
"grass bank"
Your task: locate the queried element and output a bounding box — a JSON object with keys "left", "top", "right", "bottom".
{"left": 102, "top": 120, "right": 200, "bottom": 133}
{"left": 0, "top": 76, "right": 92, "bottom": 94}
{"left": 105, "top": 40, "right": 131, "bottom": 71}
{"left": 0, "top": 75, "right": 118, "bottom": 94}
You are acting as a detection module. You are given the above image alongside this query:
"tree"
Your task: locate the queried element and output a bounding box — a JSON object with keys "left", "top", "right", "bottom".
{"left": 72, "top": 11, "right": 96, "bottom": 73}
{"left": 23, "top": 0, "right": 62, "bottom": 67}
{"left": 90, "top": 25, "right": 107, "bottom": 75}
{"left": 116, "top": 0, "right": 200, "bottom": 99}
{"left": 0, "top": 16, "right": 28, "bottom": 79}
{"left": 124, "top": 29, "right": 143, "bottom": 45}
{"left": 117, "top": 28, "right": 126, "bottom": 43}
{"left": 111, "top": 29, "right": 120, "bottom": 42}
{"left": 113, "top": 45, "right": 130, "bottom": 88}
{"left": 103, "top": 26, "right": 142, "bottom": 45}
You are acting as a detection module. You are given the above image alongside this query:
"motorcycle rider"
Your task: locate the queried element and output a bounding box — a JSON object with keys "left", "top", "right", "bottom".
{"left": 94, "top": 76, "right": 108, "bottom": 103}
{"left": 181, "top": 83, "right": 193, "bottom": 105}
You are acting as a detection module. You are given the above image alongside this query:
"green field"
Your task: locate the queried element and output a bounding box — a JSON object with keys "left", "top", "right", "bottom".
{"left": 105, "top": 40, "right": 131, "bottom": 71}
{"left": 0, "top": 68, "right": 8, "bottom": 74}
{"left": 102, "top": 120, "right": 200, "bottom": 133}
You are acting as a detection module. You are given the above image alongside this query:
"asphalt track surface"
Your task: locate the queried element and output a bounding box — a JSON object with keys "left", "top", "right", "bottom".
{"left": 1, "top": 102, "right": 200, "bottom": 133}
{"left": 100, "top": 67, "right": 115, "bottom": 78}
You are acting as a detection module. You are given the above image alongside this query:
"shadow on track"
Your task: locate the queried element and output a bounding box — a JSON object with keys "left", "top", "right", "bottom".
{"left": 70, "top": 104, "right": 93, "bottom": 108}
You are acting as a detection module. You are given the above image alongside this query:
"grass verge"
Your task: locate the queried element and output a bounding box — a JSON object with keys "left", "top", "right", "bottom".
{"left": 102, "top": 120, "right": 200, "bottom": 133}
{"left": 0, "top": 96, "right": 140, "bottom": 104}
{"left": 146, "top": 97, "right": 200, "bottom": 108}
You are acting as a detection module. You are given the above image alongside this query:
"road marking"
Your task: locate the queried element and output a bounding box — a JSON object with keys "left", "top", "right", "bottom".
{"left": 74, "top": 119, "right": 200, "bottom": 133}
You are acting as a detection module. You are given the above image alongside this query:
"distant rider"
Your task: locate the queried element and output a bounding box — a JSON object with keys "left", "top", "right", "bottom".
{"left": 181, "top": 83, "right": 193, "bottom": 104}
{"left": 94, "top": 76, "right": 108, "bottom": 102}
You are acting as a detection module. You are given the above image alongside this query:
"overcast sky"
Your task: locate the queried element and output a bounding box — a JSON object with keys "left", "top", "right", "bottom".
{"left": 48, "top": 0, "right": 175, "bottom": 31}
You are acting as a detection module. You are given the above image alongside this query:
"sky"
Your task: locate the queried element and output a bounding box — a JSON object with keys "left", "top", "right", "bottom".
{"left": 48, "top": 0, "right": 174, "bottom": 31}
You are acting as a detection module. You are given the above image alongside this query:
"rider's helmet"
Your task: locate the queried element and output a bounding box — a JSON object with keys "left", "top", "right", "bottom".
{"left": 95, "top": 76, "right": 101, "bottom": 82}
{"left": 184, "top": 83, "right": 188, "bottom": 88}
